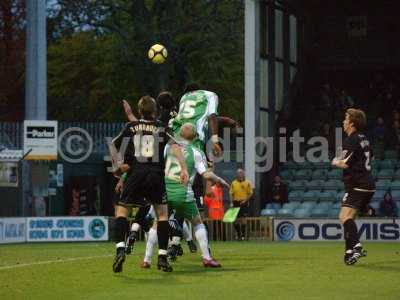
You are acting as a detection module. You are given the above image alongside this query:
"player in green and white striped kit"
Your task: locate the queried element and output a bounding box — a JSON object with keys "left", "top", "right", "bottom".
{"left": 171, "top": 84, "right": 222, "bottom": 156}
{"left": 165, "top": 123, "right": 229, "bottom": 267}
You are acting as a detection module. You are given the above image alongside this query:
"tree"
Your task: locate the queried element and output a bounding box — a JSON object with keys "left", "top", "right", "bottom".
{"left": 47, "top": 0, "right": 244, "bottom": 122}
{"left": 48, "top": 32, "right": 140, "bottom": 121}
{"left": 0, "top": 0, "right": 25, "bottom": 121}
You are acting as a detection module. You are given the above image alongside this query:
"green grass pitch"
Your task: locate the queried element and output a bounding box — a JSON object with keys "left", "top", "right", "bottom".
{"left": 1, "top": 241, "right": 399, "bottom": 300}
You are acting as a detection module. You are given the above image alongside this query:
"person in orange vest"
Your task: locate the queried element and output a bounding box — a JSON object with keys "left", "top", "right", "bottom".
{"left": 204, "top": 183, "right": 224, "bottom": 220}
{"left": 204, "top": 183, "right": 226, "bottom": 241}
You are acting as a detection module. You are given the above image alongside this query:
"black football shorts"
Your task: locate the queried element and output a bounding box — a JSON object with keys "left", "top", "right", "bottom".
{"left": 118, "top": 169, "right": 167, "bottom": 207}
{"left": 341, "top": 188, "right": 375, "bottom": 211}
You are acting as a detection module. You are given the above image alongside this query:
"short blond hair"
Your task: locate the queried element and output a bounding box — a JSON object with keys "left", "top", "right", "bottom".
{"left": 138, "top": 96, "right": 157, "bottom": 119}
{"left": 346, "top": 108, "right": 367, "bottom": 131}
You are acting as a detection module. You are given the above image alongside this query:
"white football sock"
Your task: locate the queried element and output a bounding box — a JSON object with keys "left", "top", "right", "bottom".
{"left": 183, "top": 221, "right": 193, "bottom": 242}
{"left": 116, "top": 241, "right": 125, "bottom": 249}
{"left": 144, "top": 227, "right": 157, "bottom": 263}
{"left": 171, "top": 236, "right": 181, "bottom": 245}
{"left": 194, "top": 224, "right": 211, "bottom": 260}
{"left": 131, "top": 223, "right": 140, "bottom": 232}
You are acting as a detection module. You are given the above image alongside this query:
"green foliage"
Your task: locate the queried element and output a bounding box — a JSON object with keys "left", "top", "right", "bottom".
{"left": 47, "top": 0, "right": 244, "bottom": 122}
{"left": 0, "top": 0, "right": 25, "bottom": 120}
{"left": 48, "top": 32, "right": 138, "bottom": 121}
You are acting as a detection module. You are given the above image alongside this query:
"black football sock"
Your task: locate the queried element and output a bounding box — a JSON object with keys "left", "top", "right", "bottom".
{"left": 157, "top": 220, "right": 170, "bottom": 255}
{"left": 343, "top": 219, "right": 359, "bottom": 251}
{"left": 114, "top": 217, "right": 129, "bottom": 248}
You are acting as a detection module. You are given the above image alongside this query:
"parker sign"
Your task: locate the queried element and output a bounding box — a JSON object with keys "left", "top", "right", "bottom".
{"left": 24, "top": 120, "right": 58, "bottom": 160}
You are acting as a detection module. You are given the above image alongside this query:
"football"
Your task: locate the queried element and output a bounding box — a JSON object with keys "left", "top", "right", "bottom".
{"left": 148, "top": 44, "right": 168, "bottom": 64}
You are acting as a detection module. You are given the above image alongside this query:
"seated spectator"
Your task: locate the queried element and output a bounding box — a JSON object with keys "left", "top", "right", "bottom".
{"left": 267, "top": 175, "right": 288, "bottom": 207}
{"left": 380, "top": 191, "right": 398, "bottom": 217}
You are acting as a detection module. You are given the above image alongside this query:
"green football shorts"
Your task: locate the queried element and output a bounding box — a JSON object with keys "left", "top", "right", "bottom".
{"left": 168, "top": 201, "right": 200, "bottom": 220}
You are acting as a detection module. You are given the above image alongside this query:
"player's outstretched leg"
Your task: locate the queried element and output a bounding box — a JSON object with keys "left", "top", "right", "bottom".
{"left": 113, "top": 215, "right": 129, "bottom": 273}
{"left": 341, "top": 204, "right": 363, "bottom": 265}
{"left": 343, "top": 220, "right": 358, "bottom": 265}
{"left": 157, "top": 220, "right": 173, "bottom": 272}
{"left": 194, "top": 223, "right": 221, "bottom": 268}
{"left": 155, "top": 204, "right": 173, "bottom": 272}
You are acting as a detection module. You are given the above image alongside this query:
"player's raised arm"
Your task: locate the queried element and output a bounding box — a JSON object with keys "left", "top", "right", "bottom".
{"left": 218, "top": 116, "right": 239, "bottom": 129}
{"left": 122, "top": 99, "right": 138, "bottom": 122}
{"left": 202, "top": 171, "right": 230, "bottom": 189}
{"left": 192, "top": 146, "right": 229, "bottom": 188}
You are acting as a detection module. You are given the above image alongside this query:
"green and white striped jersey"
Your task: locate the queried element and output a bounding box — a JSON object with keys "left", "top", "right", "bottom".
{"left": 170, "top": 90, "right": 218, "bottom": 146}
{"left": 164, "top": 141, "right": 208, "bottom": 203}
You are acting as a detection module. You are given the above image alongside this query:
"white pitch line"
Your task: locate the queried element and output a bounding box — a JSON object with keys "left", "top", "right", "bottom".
{"left": 0, "top": 254, "right": 112, "bottom": 271}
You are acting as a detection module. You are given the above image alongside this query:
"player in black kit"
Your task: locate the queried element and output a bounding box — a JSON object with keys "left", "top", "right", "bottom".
{"left": 111, "top": 96, "right": 188, "bottom": 273}
{"left": 331, "top": 108, "right": 375, "bottom": 265}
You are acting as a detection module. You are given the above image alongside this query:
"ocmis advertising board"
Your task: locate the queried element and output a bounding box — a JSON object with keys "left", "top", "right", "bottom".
{"left": 27, "top": 216, "right": 108, "bottom": 242}
{"left": 274, "top": 218, "right": 400, "bottom": 242}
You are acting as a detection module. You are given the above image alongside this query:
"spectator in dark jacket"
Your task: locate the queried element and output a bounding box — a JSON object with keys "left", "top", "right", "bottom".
{"left": 267, "top": 175, "right": 288, "bottom": 207}
{"left": 380, "top": 192, "right": 398, "bottom": 217}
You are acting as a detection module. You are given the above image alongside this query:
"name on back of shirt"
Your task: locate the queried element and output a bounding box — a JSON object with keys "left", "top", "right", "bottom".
{"left": 129, "top": 124, "right": 158, "bottom": 134}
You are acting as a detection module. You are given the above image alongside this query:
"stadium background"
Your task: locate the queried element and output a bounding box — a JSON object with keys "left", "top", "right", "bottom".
{"left": 1, "top": 1, "right": 400, "bottom": 299}
{"left": 2, "top": 0, "right": 400, "bottom": 219}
